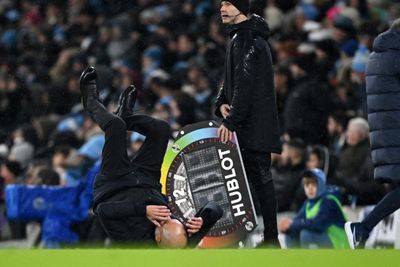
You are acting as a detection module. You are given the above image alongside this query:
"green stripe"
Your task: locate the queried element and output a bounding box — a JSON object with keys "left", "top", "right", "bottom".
{"left": 305, "top": 198, "right": 322, "bottom": 219}
{"left": 326, "top": 194, "right": 348, "bottom": 221}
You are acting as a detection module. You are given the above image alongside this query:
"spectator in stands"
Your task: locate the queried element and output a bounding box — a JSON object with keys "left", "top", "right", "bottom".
{"left": 279, "top": 169, "right": 349, "bottom": 249}
{"left": 150, "top": 77, "right": 175, "bottom": 121}
{"left": 51, "top": 146, "right": 72, "bottom": 185}
{"left": 350, "top": 41, "right": 370, "bottom": 115}
{"left": 0, "top": 160, "right": 23, "bottom": 185}
{"left": 274, "top": 64, "right": 292, "bottom": 131}
{"left": 327, "top": 111, "right": 349, "bottom": 156}
{"left": 8, "top": 124, "right": 38, "bottom": 168}
{"left": 272, "top": 139, "right": 307, "bottom": 212}
{"left": 334, "top": 17, "right": 359, "bottom": 89}
{"left": 283, "top": 52, "right": 333, "bottom": 145}
{"left": 0, "top": 175, "right": 4, "bottom": 201}
{"left": 313, "top": 39, "right": 339, "bottom": 84}
{"left": 335, "top": 117, "right": 386, "bottom": 205}
{"left": 183, "top": 66, "right": 214, "bottom": 121}
{"left": 59, "top": 115, "right": 104, "bottom": 186}
{"left": 0, "top": 159, "right": 26, "bottom": 240}
{"left": 169, "top": 91, "right": 196, "bottom": 131}
{"left": 142, "top": 46, "right": 163, "bottom": 88}
{"left": 333, "top": 15, "right": 358, "bottom": 49}
{"left": 27, "top": 166, "right": 60, "bottom": 186}
{"left": 25, "top": 160, "right": 48, "bottom": 185}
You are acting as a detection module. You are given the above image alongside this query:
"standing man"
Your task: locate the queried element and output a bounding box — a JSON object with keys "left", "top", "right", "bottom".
{"left": 216, "top": 1, "right": 281, "bottom": 247}
{"left": 345, "top": 19, "right": 400, "bottom": 249}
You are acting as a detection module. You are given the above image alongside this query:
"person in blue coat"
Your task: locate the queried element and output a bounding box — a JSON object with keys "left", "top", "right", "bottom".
{"left": 345, "top": 18, "right": 400, "bottom": 249}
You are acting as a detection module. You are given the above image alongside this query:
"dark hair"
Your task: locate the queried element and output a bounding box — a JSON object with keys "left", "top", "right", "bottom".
{"left": 286, "top": 138, "right": 306, "bottom": 151}
{"left": 292, "top": 52, "right": 317, "bottom": 74}
{"left": 20, "top": 124, "right": 39, "bottom": 147}
{"left": 0, "top": 176, "right": 4, "bottom": 194}
{"left": 3, "top": 160, "right": 23, "bottom": 177}
{"left": 54, "top": 145, "right": 71, "bottom": 157}
{"left": 303, "top": 175, "right": 317, "bottom": 184}
{"left": 286, "top": 138, "right": 307, "bottom": 159}
{"left": 274, "top": 64, "right": 291, "bottom": 77}
{"left": 309, "top": 145, "right": 330, "bottom": 174}
{"left": 274, "top": 64, "right": 293, "bottom": 88}
{"left": 310, "top": 146, "right": 324, "bottom": 162}
{"left": 36, "top": 168, "right": 60, "bottom": 186}
{"left": 172, "top": 92, "right": 196, "bottom": 126}
{"left": 329, "top": 111, "right": 350, "bottom": 129}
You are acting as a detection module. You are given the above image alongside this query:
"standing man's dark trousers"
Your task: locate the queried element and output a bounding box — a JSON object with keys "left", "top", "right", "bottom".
{"left": 241, "top": 149, "right": 279, "bottom": 247}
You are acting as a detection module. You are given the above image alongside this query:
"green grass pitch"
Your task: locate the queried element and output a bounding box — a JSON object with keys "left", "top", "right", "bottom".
{"left": 1, "top": 249, "right": 399, "bottom": 267}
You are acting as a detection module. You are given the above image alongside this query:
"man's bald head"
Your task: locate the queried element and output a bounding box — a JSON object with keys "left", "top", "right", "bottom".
{"left": 155, "top": 219, "right": 187, "bottom": 248}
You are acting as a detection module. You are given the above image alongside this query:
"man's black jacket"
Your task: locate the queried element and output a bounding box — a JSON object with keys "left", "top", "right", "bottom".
{"left": 215, "top": 14, "right": 281, "bottom": 153}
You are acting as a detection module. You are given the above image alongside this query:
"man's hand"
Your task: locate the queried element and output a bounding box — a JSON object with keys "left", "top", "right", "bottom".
{"left": 278, "top": 218, "right": 293, "bottom": 233}
{"left": 218, "top": 124, "right": 233, "bottom": 143}
{"left": 146, "top": 205, "right": 171, "bottom": 227}
{"left": 186, "top": 217, "right": 203, "bottom": 236}
{"left": 219, "top": 104, "right": 231, "bottom": 119}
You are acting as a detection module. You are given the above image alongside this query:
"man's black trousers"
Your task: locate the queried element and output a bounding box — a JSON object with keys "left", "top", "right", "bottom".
{"left": 241, "top": 149, "right": 279, "bottom": 246}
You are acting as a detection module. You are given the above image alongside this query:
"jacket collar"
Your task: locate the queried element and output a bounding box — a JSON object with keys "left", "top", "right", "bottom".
{"left": 226, "top": 14, "right": 270, "bottom": 40}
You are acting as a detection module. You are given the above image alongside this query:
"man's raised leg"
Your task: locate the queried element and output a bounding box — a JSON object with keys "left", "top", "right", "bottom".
{"left": 124, "top": 114, "right": 171, "bottom": 182}
{"left": 80, "top": 67, "right": 131, "bottom": 177}
{"left": 113, "top": 84, "right": 170, "bottom": 181}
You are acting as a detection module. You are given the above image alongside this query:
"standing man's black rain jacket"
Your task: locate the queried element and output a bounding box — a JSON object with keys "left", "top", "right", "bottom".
{"left": 215, "top": 14, "right": 281, "bottom": 153}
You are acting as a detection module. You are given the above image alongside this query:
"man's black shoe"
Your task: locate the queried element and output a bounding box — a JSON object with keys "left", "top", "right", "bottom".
{"left": 116, "top": 84, "right": 137, "bottom": 118}
{"left": 345, "top": 222, "right": 369, "bottom": 249}
{"left": 79, "top": 66, "right": 98, "bottom": 109}
{"left": 114, "top": 85, "right": 134, "bottom": 117}
{"left": 256, "top": 238, "right": 281, "bottom": 249}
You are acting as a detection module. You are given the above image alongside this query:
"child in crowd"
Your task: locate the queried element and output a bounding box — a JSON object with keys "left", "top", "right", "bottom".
{"left": 278, "top": 168, "right": 349, "bottom": 248}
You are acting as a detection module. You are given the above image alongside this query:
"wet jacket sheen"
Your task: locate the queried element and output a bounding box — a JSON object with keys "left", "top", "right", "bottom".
{"left": 215, "top": 15, "right": 281, "bottom": 153}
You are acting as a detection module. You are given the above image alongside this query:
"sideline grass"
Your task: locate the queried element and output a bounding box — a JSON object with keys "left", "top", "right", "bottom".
{"left": 1, "top": 249, "right": 399, "bottom": 267}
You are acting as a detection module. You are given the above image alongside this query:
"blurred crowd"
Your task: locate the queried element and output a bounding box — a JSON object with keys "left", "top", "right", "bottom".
{"left": 0, "top": 0, "right": 398, "bottom": 245}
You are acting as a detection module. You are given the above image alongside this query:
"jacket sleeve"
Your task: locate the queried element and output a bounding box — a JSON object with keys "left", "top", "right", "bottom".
{"left": 96, "top": 201, "right": 146, "bottom": 219}
{"left": 214, "top": 85, "right": 227, "bottom": 118}
{"left": 289, "top": 198, "right": 341, "bottom": 234}
{"left": 287, "top": 203, "right": 306, "bottom": 235}
{"left": 223, "top": 37, "right": 258, "bottom": 131}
